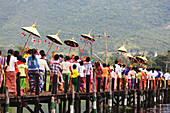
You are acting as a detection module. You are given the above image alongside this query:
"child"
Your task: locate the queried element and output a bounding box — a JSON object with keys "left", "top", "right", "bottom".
{"left": 61, "top": 56, "right": 72, "bottom": 91}
{"left": 70, "top": 64, "right": 79, "bottom": 92}
{"left": 78, "top": 61, "right": 85, "bottom": 92}
{"left": 102, "top": 63, "right": 109, "bottom": 90}
{"left": 18, "top": 58, "right": 28, "bottom": 95}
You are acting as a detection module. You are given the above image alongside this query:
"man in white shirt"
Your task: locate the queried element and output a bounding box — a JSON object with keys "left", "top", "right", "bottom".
{"left": 115, "top": 60, "right": 122, "bottom": 89}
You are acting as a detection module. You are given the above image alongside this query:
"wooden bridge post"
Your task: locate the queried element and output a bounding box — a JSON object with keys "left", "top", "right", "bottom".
{"left": 141, "top": 80, "right": 144, "bottom": 108}
{"left": 103, "top": 77, "right": 106, "bottom": 113}
{"left": 86, "top": 75, "right": 90, "bottom": 113}
{"left": 97, "top": 77, "right": 101, "bottom": 112}
{"left": 108, "top": 77, "right": 112, "bottom": 112}
{"left": 63, "top": 74, "right": 68, "bottom": 113}
{"left": 137, "top": 79, "right": 140, "bottom": 111}
{"left": 158, "top": 80, "right": 162, "bottom": 104}
{"left": 111, "top": 78, "right": 115, "bottom": 111}
{"left": 154, "top": 80, "right": 157, "bottom": 105}
{"left": 70, "top": 85, "right": 75, "bottom": 113}
{"left": 116, "top": 78, "right": 120, "bottom": 113}
{"left": 51, "top": 97, "right": 56, "bottom": 113}
{"left": 122, "top": 78, "right": 125, "bottom": 106}
{"left": 92, "top": 69, "right": 97, "bottom": 113}
{"left": 34, "top": 73, "right": 40, "bottom": 113}
{"left": 75, "top": 76, "right": 81, "bottom": 113}
{"left": 5, "top": 87, "right": 9, "bottom": 113}
{"left": 16, "top": 72, "right": 23, "bottom": 113}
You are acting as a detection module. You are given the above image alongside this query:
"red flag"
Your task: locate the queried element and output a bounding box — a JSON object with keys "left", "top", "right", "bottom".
{"left": 80, "top": 38, "right": 82, "bottom": 40}
{"left": 84, "top": 40, "right": 86, "bottom": 42}
{"left": 55, "top": 46, "right": 59, "bottom": 51}
{"left": 37, "top": 39, "right": 41, "bottom": 44}
{"left": 43, "top": 39, "right": 47, "bottom": 43}
{"left": 33, "top": 37, "right": 36, "bottom": 42}
{"left": 21, "top": 32, "right": 24, "bottom": 37}
{"left": 48, "top": 42, "right": 51, "bottom": 44}
{"left": 78, "top": 47, "right": 81, "bottom": 52}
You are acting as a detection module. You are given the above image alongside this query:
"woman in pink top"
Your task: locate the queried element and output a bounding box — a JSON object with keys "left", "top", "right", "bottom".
{"left": 94, "top": 61, "right": 103, "bottom": 91}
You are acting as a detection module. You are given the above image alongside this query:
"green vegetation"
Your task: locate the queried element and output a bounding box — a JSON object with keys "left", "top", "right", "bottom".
{"left": 0, "top": 0, "right": 169, "bottom": 58}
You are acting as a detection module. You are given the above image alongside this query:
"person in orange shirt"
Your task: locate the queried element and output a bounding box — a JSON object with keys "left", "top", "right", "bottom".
{"left": 102, "top": 63, "right": 109, "bottom": 90}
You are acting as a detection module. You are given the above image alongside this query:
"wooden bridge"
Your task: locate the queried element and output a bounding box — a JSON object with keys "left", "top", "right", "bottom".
{"left": 0, "top": 72, "right": 170, "bottom": 113}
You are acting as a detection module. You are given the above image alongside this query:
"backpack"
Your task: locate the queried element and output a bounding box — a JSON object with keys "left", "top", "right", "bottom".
{"left": 28, "top": 56, "right": 39, "bottom": 70}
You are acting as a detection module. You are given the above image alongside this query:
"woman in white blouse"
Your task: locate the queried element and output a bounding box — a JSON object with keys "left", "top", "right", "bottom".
{"left": 5, "top": 49, "right": 19, "bottom": 94}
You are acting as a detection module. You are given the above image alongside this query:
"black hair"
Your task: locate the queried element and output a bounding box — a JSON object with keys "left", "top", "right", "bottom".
{"left": 65, "top": 56, "right": 70, "bottom": 61}
{"left": 79, "top": 61, "right": 83, "bottom": 66}
{"left": 74, "top": 56, "right": 79, "bottom": 61}
{"left": 14, "top": 51, "right": 20, "bottom": 57}
{"left": 41, "top": 53, "right": 46, "bottom": 57}
{"left": 59, "top": 54, "right": 63, "bottom": 58}
{"left": 21, "top": 58, "right": 26, "bottom": 63}
{"left": 132, "top": 67, "right": 135, "bottom": 70}
{"left": 115, "top": 60, "right": 118, "bottom": 64}
{"left": 103, "top": 63, "right": 106, "bottom": 67}
{"left": 17, "top": 55, "right": 22, "bottom": 61}
{"left": 40, "top": 50, "right": 45, "bottom": 56}
{"left": 7, "top": 49, "right": 14, "bottom": 65}
{"left": 107, "top": 64, "right": 110, "bottom": 67}
{"left": 123, "top": 64, "right": 126, "bottom": 68}
{"left": 73, "top": 64, "right": 77, "bottom": 69}
{"left": 31, "top": 49, "right": 37, "bottom": 60}
{"left": 27, "top": 49, "right": 32, "bottom": 54}
{"left": 54, "top": 54, "right": 59, "bottom": 60}
{"left": 86, "top": 57, "right": 90, "bottom": 62}
{"left": 0, "top": 50, "right": 1, "bottom": 55}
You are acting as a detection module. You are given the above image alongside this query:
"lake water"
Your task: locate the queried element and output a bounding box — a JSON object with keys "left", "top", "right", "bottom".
{"left": 8, "top": 103, "right": 170, "bottom": 113}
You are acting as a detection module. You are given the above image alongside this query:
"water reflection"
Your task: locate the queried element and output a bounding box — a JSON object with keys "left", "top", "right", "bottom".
{"left": 125, "top": 104, "right": 170, "bottom": 113}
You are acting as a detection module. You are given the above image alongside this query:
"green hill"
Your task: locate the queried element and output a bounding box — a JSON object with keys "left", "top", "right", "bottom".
{"left": 0, "top": 0, "right": 169, "bottom": 57}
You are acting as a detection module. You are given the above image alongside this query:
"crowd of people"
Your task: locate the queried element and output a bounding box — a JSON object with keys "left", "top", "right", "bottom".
{"left": 0, "top": 48, "right": 169, "bottom": 95}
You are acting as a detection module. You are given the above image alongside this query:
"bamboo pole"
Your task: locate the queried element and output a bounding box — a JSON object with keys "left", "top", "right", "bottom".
{"left": 68, "top": 46, "right": 71, "bottom": 56}
{"left": 21, "top": 33, "right": 31, "bottom": 56}
{"left": 70, "top": 85, "right": 74, "bottom": 113}
{"left": 80, "top": 41, "right": 87, "bottom": 58}
{"left": 5, "top": 87, "right": 9, "bottom": 113}
{"left": 46, "top": 42, "right": 54, "bottom": 56}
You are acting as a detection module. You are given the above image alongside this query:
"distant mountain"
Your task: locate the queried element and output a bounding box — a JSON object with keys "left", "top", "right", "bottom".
{"left": 0, "top": 0, "right": 169, "bottom": 57}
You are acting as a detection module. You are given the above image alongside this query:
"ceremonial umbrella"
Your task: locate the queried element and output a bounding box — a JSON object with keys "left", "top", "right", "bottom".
{"left": 45, "top": 30, "right": 63, "bottom": 56}
{"left": 125, "top": 51, "right": 133, "bottom": 65}
{"left": 136, "top": 56, "right": 148, "bottom": 63}
{"left": 21, "top": 18, "right": 41, "bottom": 55}
{"left": 80, "top": 29, "right": 95, "bottom": 58}
{"left": 64, "top": 36, "right": 79, "bottom": 56}
{"left": 117, "top": 44, "right": 127, "bottom": 62}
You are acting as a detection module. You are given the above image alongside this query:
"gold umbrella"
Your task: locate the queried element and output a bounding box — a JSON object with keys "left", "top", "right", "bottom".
{"left": 126, "top": 51, "right": 133, "bottom": 58}
{"left": 80, "top": 29, "right": 95, "bottom": 41}
{"left": 136, "top": 56, "right": 148, "bottom": 63}
{"left": 80, "top": 29, "right": 95, "bottom": 58}
{"left": 117, "top": 44, "right": 127, "bottom": 53}
{"left": 45, "top": 30, "right": 63, "bottom": 56}
{"left": 125, "top": 51, "right": 133, "bottom": 65}
{"left": 21, "top": 18, "right": 41, "bottom": 55}
{"left": 117, "top": 44, "right": 127, "bottom": 63}
{"left": 64, "top": 36, "right": 79, "bottom": 56}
